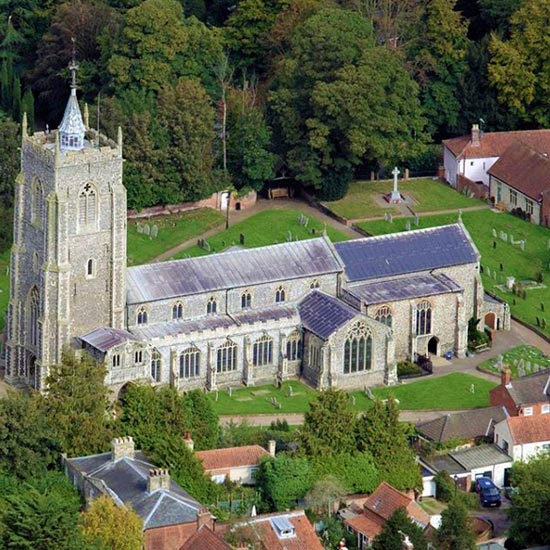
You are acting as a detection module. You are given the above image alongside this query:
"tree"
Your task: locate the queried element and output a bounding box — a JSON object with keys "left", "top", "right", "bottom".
{"left": 299, "top": 388, "right": 357, "bottom": 457}
{"left": 0, "top": 391, "right": 61, "bottom": 479}
{"left": 489, "top": 0, "right": 550, "bottom": 126}
{"left": 182, "top": 389, "right": 219, "bottom": 450}
{"left": 437, "top": 498, "right": 476, "bottom": 550}
{"left": 306, "top": 476, "right": 346, "bottom": 517}
{"left": 256, "top": 454, "right": 314, "bottom": 511}
{"left": 372, "top": 507, "right": 428, "bottom": 550}
{"left": 42, "top": 349, "right": 114, "bottom": 457}
{"left": 355, "top": 398, "right": 421, "bottom": 491}
{"left": 0, "top": 471, "right": 87, "bottom": 550}
{"left": 80, "top": 496, "right": 143, "bottom": 550}
{"left": 0, "top": 115, "right": 19, "bottom": 208}
{"left": 507, "top": 453, "right": 550, "bottom": 548}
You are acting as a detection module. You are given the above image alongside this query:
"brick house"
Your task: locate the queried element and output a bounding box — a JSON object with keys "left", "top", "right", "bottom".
{"left": 65, "top": 437, "right": 213, "bottom": 550}
{"left": 489, "top": 366, "right": 550, "bottom": 416}
{"left": 179, "top": 526, "right": 230, "bottom": 550}
{"left": 488, "top": 141, "right": 550, "bottom": 225}
{"left": 494, "top": 415, "right": 550, "bottom": 462}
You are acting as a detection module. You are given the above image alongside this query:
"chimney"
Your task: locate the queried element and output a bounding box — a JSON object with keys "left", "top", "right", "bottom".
{"left": 268, "top": 439, "right": 276, "bottom": 457}
{"left": 471, "top": 124, "right": 480, "bottom": 146}
{"left": 501, "top": 364, "right": 512, "bottom": 387}
{"left": 148, "top": 468, "right": 170, "bottom": 493}
{"left": 196, "top": 507, "right": 212, "bottom": 530}
{"left": 111, "top": 436, "right": 135, "bottom": 462}
{"left": 184, "top": 432, "right": 194, "bottom": 452}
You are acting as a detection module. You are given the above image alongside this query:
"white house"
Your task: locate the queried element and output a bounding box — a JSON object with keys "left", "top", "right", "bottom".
{"left": 494, "top": 415, "right": 550, "bottom": 462}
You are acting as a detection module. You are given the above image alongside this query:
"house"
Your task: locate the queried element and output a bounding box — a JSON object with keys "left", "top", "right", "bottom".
{"left": 416, "top": 406, "right": 509, "bottom": 448}
{"left": 179, "top": 526, "right": 230, "bottom": 550}
{"left": 229, "top": 510, "right": 323, "bottom": 549}
{"left": 343, "top": 482, "right": 430, "bottom": 549}
{"left": 494, "top": 414, "right": 550, "bottom": 462}
{"left": 195, "top": 441, "right": 275, "bottom": 484}
{"left": 488, "top": 141, "right": 550, "bottom": 225}
{"left": 489, "top": 366, "right": 550, "bottom": 416}
{"left": 65, "top": 437, "right": 213, "bottom": 550}
{"left": 420, "top": 444, "right": 513, "bottom": 495}
{"left": 442, "top": 125, "right": 550, "bottom": 189}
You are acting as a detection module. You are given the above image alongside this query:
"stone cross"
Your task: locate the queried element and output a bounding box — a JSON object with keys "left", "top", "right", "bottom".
{"left": 390, "top": 167, "right": 401, "bottom": 201}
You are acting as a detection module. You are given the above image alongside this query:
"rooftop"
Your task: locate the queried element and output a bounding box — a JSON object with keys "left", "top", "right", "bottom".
{"left": 80, "top": 327, "right": 138, "bottom": 352}
{"left": 504, "top": 415, "right": 550, "bottom": 445}
{"left": 196, "top": 445, "right": 270, "bottom": 471}
{"left": 334, "top": 224, "right": 478, "bottom": 283}
{"left": 495, "top": 371, "right": 550, "bottom": 407}
{"left": 179, "top": 526, "right": 230, "bottom": 550}
{"left": 449, "top": 444, "right": 512, "bottom": 471}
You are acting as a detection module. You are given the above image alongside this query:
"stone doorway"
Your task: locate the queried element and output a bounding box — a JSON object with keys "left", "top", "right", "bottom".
{"left": 427, "top": 336, "right": 439, "bottom": 356}
{"left": 485, "top": 312, "right": 497, "bottom": 330}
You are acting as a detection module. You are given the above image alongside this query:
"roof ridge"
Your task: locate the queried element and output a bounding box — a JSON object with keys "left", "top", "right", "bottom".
{"left": 338, "top": 223, "right": 462, "bottom": 244}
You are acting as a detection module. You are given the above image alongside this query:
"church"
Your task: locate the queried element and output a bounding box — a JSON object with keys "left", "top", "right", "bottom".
{"left": 5, "top": 73, "right": 510, "bottom": 397}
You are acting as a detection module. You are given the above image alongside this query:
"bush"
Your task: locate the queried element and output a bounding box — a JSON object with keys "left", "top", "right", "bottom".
{"left": 397, "top": 360, "right": 423, "bottom": 377}
{"left": 317, "top": 166, "right": 353, "bottom": 201}
{"left": 434, "top": 471, "right": 455, "bottom": 502}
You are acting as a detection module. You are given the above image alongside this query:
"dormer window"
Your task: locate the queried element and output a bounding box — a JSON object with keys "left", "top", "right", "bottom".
{"left": 270, "top": 516, "right": 296, "bottom": 539}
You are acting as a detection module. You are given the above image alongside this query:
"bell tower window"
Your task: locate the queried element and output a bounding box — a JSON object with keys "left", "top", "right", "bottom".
{"left": 78, "top": 183, "right": 97, "bottom": 231}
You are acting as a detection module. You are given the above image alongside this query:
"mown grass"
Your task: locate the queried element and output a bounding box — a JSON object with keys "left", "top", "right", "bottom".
{"left": 210, "top": 373, "right": 495, "bottom": 415}
{"left": 127, "top": 208, "right": 224, "bottom": 266}
{"left": 322, "top": 179, "right": 483, "bottom": 220}
{"left": 0, "top": 249, "right": 9, "bottom": 332}
{"left": 356, "top": 209, "right": 550, "bottom": 336}
{"left": 478, "top": 345, "right": 550, "bottom": 378}
{"left": 173, "top": 209, "right": 350, "bottom": 259}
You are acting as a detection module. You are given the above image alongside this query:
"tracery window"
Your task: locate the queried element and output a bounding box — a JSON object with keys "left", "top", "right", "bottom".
{"left": 207, "top": 297, "right": 217, "bottom": 315}
{"left": 136, "top": 307, "right": 148, "bottom": 325}
{"left": 217, "top": 340, "right": 237, "bottom": 373}
{"left": 275, "top": 286, "right": 286, "bottom": 303}
{"left": 343, "top": 322, "right": 372, "bottom": 374}
{"left": 241, "top": 291, "right": 252, "bottom": 309}
{"left": 172, "top": 302, "right": 183, "bottom": 320}
{"left": 253, "top": 335, "right": 273, "bottom": 366}
{"left": 151, "top": 350, "right": 161, "bottom": 381}
{"left": 415, "top": 301, "right": 432, "bottom": 336}
{"left": 286, "top": 332, "right": 302, "bottom": 361}
{"left": 78, "top": 183, "right": 97, "bottom": 230}
{"left": 180, "top": 347, "right": 200, "bottom": 378}
{"left": 375, "top": 305, "right": 392, "bottom": 328}
{"left": 28, "top": 287, "right": 40, "bottom": 348}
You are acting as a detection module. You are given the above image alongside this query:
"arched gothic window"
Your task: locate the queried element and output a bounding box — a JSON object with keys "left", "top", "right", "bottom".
{"left": 343, "top": 322, "right": 372, "bottom": 374}
{"left": 151, "top": 350, "right": 161, "bottom": 382}
{"left": 78, "top": 183, "right": 97, "bottom": 230}
{"left": 180, "top": 347, "right": 200, "bottom": 378}
{"left": 375, "top": 305, "right": 392, "bottom": 328}
{"left": 137, "top": 307, "right": 148, "bottom": 325}
{"left": 31, "top": 179, "right": 42, "bottom": 224}
{"left": 241, "top": 291, "right": 252, "bottom": 309}
{"left": 415, "top": 301, "right": 432, "bottom": 335}
{"left": 253, "top": 335, "right": 273, "bottom": 366}
{"left": 207, "top": 297, "right": 217, "bottom": 315}
{"left": 172, "top": 302, "right": 183, "bottom": 320}
{"left": 310, "top": 279, "right": 320, "bottom": 289}
{"left": 28, "top": 287, "right": 40, "bottom": 348}
{"left": 217, "top": 340, "right": 237, "bottom": 373}
{"left": 286, "top": 331, "right": 302, "bottom": 361}
{"left": 275, "top": 286, "right": 286, "bottom": 303}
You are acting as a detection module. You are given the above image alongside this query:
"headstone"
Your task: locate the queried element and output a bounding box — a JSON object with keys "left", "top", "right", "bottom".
{"left": 215, "top": 390, "right": 219, "bottom": 402}
{"left": 151, "top": 225, "right": 158, "bottom": 238}
{"left": 240, "top": 233, "right": 245, "bottom": 245}
{"left": 470, "top": 384, "right": 475, "bottom": 394}
{"left": 509, "top": 234, "right": 514, "bottom": 244}
{"left": 520, "top": 240, "right": 525, "bottom": 251}
{"left": 526, "top": 361, "right": 531, "bottom": 372}
{"left": 228, "top": 387, "right": 232, "bottom": 397}
{"left": 486, "top": 267, "right": 490, "bottom": 277}
{"left": 287, "top": 230, "right": 292, "bottom": 242}
{"left": 143, "top": 223, "right": 150, "bottom": 236}
{"left": 136, "top": 222, "right": 143, "bottom": 234}
{"left": 506, "top": 277, "right": 515, "bottom": 290}
{"left": 414, "top": 215, "right": 419, "bottom": 226}
{"left": 390, "top": 166, "right": 402, "bottom": 202}
{"left": 288, "top": 385, "right": 293, "bottom": 397}
{"left": 458, "top": 209, "right": 462, "bottom": 222}
{"left": 405, "top": 221, "right": 411, "bottom": 231}
{"left": 492, "top": 228, "right": 497, "bottom": 237}
{"left": 351, "top": 395, "right": 356, "bottom": 406}
{"left": 323, "top": 224, "right": 327, "bottom": 236}
{"left": 493, "top": 271, "right": 497, "bottom": 280}
{"left": 384, "top": 212, "right": 389, "bottom": 222}
{"left": 203, "top": 240, "right": 211, "bottom": 251}
{"left": 388, "top": 214, "right": 393, "bottom": 223}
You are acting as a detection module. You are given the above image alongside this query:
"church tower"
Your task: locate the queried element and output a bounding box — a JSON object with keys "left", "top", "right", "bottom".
{"left": 6, "top": 60, "right": 126, "bottom": 389}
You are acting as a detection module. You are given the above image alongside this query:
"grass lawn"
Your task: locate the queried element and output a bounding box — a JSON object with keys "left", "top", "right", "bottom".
{"left": 0, "top": 249, "right": 9, "bottom": 332}
{"left": 173, "top": 209, "right": 350, "bottom": 259}
{"left": 478, "top": 345, "right": 550, "bottom": 378}
{"left": 127, "top": 208, "right": 224, "bottom": 266}
{"left": 357, "top": 209, "right": 550, "bottom": 337}
{"left": 322, "top": 179, "right": 484, "bottom": 220}
{"left": 210, "top": 373, "right": 495, "bottom": 415}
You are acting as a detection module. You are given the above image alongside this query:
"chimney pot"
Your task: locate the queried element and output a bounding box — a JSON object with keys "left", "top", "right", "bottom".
{"left": 471, "top": 124, "right": 480, "bottom": 146}
{"left": 197, "top": 507, "right": 212, "bottom": 530}
{"left": 111, "top": 436, "right": 135, "bottom": 462}
{"left": 148, "top": 468, "right": 170, "bottom": 492}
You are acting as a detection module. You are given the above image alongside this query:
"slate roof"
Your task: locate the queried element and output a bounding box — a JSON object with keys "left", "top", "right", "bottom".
{"left": 196, "top": 445, "right": 269, "bottom": 471}
{"left": 132, "top": 306, "right": 298, "bottom": 340}
{"left": 416, "top": 406, "right": 508, "bottom": 443}
{"left": 298, "top": 290, "right": 359, "bottom": 340}
{"left": 488, "top": 141, "right": 550, "bottom": 200}
{"left": 349, "top": 273, "right": 462, "bottom": 306}
{"left": 67, "top": 451, "right": 201, "bottom": 529}
{"left": 80, "top": 328, "right": 138, "bottom": 352}
{"left": 334, "top": 224, "right": 478, "bottom": 283}
{"left": 126, "top": 238, "right": 342, "bottom": 304}
{"left": 443, "top": 129, "right": 550, "bottom": 159}
{"left": 505, "top": 371, "right": 550, "bottom": 406}
{"left": 180, "top": 526, "right": 230, "bottom": 550}
{"left": 504, "top": 415, "right": 550, "bottom": 445}
{"left": 449, "top": 444, "right": 512, "bottom": 471}
{"left": 423, "top": 454, "right": 468, "bottom": 476}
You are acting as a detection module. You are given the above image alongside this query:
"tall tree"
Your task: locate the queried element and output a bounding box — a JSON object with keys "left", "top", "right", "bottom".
{"left": 80, "top": 496, "right": 143, "bottom": 550}
{"left": 489, "top": 0, "right": 550, "bottom": 126}
{"left": 182, "top": 389, "right": 219, "bottom": 450}
{"left": 42, "top": 349, "right": 114, "bottom": 457}
{"left": 372, "top": 507, "right": 428, "bottom": 550}
{"left": 0, "top": 115, "right": 19, "bottom": 207}
{"left": 436, "top": 498, "right": 476, "bottom": 550}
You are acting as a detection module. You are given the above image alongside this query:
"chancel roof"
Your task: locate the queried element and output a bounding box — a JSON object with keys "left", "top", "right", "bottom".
{"left": 126, "top": 238, "right": 342, "bottom": 304}
{"left": 334, "top": 224, "right": 478, "bottom": 282}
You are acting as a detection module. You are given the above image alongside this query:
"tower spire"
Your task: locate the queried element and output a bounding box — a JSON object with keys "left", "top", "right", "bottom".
{"left": 58, "top": 38, "right": 85, "bottom": 151}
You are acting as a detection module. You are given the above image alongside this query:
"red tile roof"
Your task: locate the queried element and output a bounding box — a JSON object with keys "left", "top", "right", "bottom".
{"left": 179, "top": 526, "right": 230, "bottom": 550}
{"left": 506, "top": 415, "right": 550, "bottom": 445}
{"left": 344, "top": 513, "right": 384, "bottom": 539}
{"left": 364, "top": 482, "right": 412, "bottom": 521}
{"left": 196, "top": 445, "right": 269, "bottom": 472}
{"left": 443, "top": 129, "right": 550, "bottom": 159}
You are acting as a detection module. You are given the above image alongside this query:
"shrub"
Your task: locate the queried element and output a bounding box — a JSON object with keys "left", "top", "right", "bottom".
{"left": 397, "top": 361, "right": 423, "bottom": 377}
{"left": 434, "top": 471, "right": 455, "bottom": 502}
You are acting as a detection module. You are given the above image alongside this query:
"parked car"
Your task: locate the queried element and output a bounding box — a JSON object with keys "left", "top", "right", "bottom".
{"left": 475, "top": 477, "right": 501, "bottom": 507}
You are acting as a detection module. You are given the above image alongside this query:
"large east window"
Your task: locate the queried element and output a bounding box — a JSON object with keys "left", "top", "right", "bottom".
{"left": 343, "top": 322, "right": 372, "bottom": 374}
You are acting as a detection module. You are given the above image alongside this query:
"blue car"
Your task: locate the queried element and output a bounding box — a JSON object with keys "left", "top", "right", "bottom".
{"left": 475, "top": 477, "right": 501, "bottom": 507}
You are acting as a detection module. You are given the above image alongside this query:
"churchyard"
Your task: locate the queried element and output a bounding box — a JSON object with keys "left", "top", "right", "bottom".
{"left": 478, "top": 345, "right": 550, "bottom": 379}
{"left": 172, "top": 209, "right": 350, "bottom": 259}
{"left": 208, "top": 373, "right": 496, "bottom": 415}
{"left": 357, "top": 209, "right": 550, "bottom": 337}
{"left": 322, "top": 178, "right": 484, "bottom": 221}
{"left": 0, "top": 250, "right": 9, "bottom": 332}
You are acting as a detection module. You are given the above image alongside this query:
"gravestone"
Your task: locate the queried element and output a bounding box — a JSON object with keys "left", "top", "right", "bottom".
{"left": 287, "top": 230, "right": 292, "bottom": 242}
{"left": 143, "top": 224, "right": 150, "bottom": 236}
{"left": 240, "top": 233, "right": 245, "bottom": 245}
{"left": 492, "top": 228, "right": 497, "bottom": 238}
{"left": 520, "top": 240, "right": 525, "bottom": 251}
{"left": 151, "top": 225, "right": 158, "bottom": 238}
{"left": 405, "top": 221, "right": 411, "bottom": 231}
{"left": 414, "top": 215, "right": 419, "bottom": 226}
